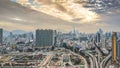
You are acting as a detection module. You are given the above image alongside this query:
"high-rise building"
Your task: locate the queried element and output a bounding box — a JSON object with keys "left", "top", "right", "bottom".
{"left": 0, "top": 28, "right": 3, "bottom": 45}
{"left": 112, "top": 32, "right": 117, "bottom": 64}
{"left": 95, "top": 28, "right": 103, "bottom": 43}
{"left": 95, "top": 32, "right": 101, "bottom": 43}
{"left": 101, "top": 35, "right": 106, "bottom": 48}
{"left": 98, "top": 28, "right": 103, "bottom": 36}
{"left": 117, "top": 39, "right": 120, "bottom": 64}
{"left": 36, "top": 29, "right": 56, "bottom": 47}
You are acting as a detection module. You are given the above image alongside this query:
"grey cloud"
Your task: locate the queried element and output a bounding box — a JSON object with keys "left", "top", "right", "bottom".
{"left": 0, "top": 0, "right": 120, "bottom": 33}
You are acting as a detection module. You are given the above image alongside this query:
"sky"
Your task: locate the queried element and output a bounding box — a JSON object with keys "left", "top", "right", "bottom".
{"left": 0, "top": 0, "right": 120, "bottom": 33}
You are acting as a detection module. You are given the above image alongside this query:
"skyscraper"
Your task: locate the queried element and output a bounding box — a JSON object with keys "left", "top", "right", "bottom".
{"left": 36, "top": 29, "right": 56, "bottom": 47}
{"left": 98, "top": 28, "right": 103, "bottom": 36}
{"left": 0, "top": 28, "right": 3, "bottom": 45}
{"left": 117, "top": 39, "right": 120, "bottom": 64}
{"left": 95, "top": 32, "right": 101, "bottom": 43}
{"left": 112, "top": 32, "right": 117, "bottom": 64}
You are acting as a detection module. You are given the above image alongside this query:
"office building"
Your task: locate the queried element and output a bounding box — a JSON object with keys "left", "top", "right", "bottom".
{"left": 36, "top": 29, "right": 56, "bottom": 47}
{"left": 95, "top": 29, "right": 103, "bottom": 43}
{"left": 95, "top": 32, "right": 101, "bottom": 43}
{"left": 101, "top": 35, "right": 106, "bottom": 48}
{"left": 117, "top": 39, "right": 120, "bottom": 64}
{"left": 0, "top": 28, "right": 3, "bottom": 45}
{"left": 98, "top": 28, "right": 103, "bottom": 36}
{"left": 112, "top": 32, "right": 117, "bottom": 64}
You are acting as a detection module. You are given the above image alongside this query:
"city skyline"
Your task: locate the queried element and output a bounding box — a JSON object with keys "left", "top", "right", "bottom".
{"left": 0, "top": 0, "right": 120, "bottom": 33}
{"left": 0, "top": 0, "right": 120, "bottom": 67}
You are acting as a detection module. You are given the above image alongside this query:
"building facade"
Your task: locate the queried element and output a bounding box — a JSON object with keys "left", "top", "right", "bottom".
{"left": 95, "top": 32, "right": 101, "bottom": 43}
{"left": 36, "top": 29, "right": 56, "bottom": 47}
{"left": 117, "top": 39, "right": 120, "bottom": 64}
{"left": 0, "top": 28, "right": 3, "bottom": 45}
{"left": 112, "top": 32, "right": 117, "bottom": 64}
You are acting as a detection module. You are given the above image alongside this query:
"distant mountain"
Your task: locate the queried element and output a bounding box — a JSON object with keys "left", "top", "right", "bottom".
{"left": 11, "top": 30, "right": 27, "bottom": 35}
{"left": 3, "top": 30, "right": 29, "bottom": 37}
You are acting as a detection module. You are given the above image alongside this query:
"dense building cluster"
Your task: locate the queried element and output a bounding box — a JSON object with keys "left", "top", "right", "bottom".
{"left": 0, "top": 28, "right": 120, "bottom": 67}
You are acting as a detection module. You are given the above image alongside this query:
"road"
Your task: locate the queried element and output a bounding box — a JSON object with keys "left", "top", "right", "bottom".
{"left": 67, "top": 49, "right": 88, "bottom": 68}
{"left": 94, "top": 42, "right": 104, "bottom": 55}
{"left": 95, "top": 44, "right": 102, "bottom": 67}
{"left": 89, "top": 56, "right": 94, "bottom": 68}
{"left": 100, "top": 53, "right": 111, "bottom": 68}
{"left": 39, "top": 55, "right": 53, "bottom": 68}
{"left": 87, "top": 52, "right": 99, "bottom": 68}
{"left": 94, "top": 42, "right": 105, "bottom": 68}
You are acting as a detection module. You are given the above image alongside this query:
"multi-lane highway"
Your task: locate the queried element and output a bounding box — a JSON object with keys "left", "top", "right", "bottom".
{"left": 100, "top": 53, "right": 111, "bottom": 68}
{"left": 67, "top": 49, "right": 88, "bottom": 68}
{"left": 87, "top": 53, "right": 99, "bottom": 68}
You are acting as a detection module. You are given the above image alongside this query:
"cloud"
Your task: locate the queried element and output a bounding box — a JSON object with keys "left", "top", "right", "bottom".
{"left": 15, "top": 0, "right": 100, "bottom": 23}
{"left": 0, "top": 0, "right": 120, "bottom": 33}
{"left": 0, "top": 21, "right": 35, "bottom": 30}
{"left": 36, "top": 0, "right": 52, "bottom": 5}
